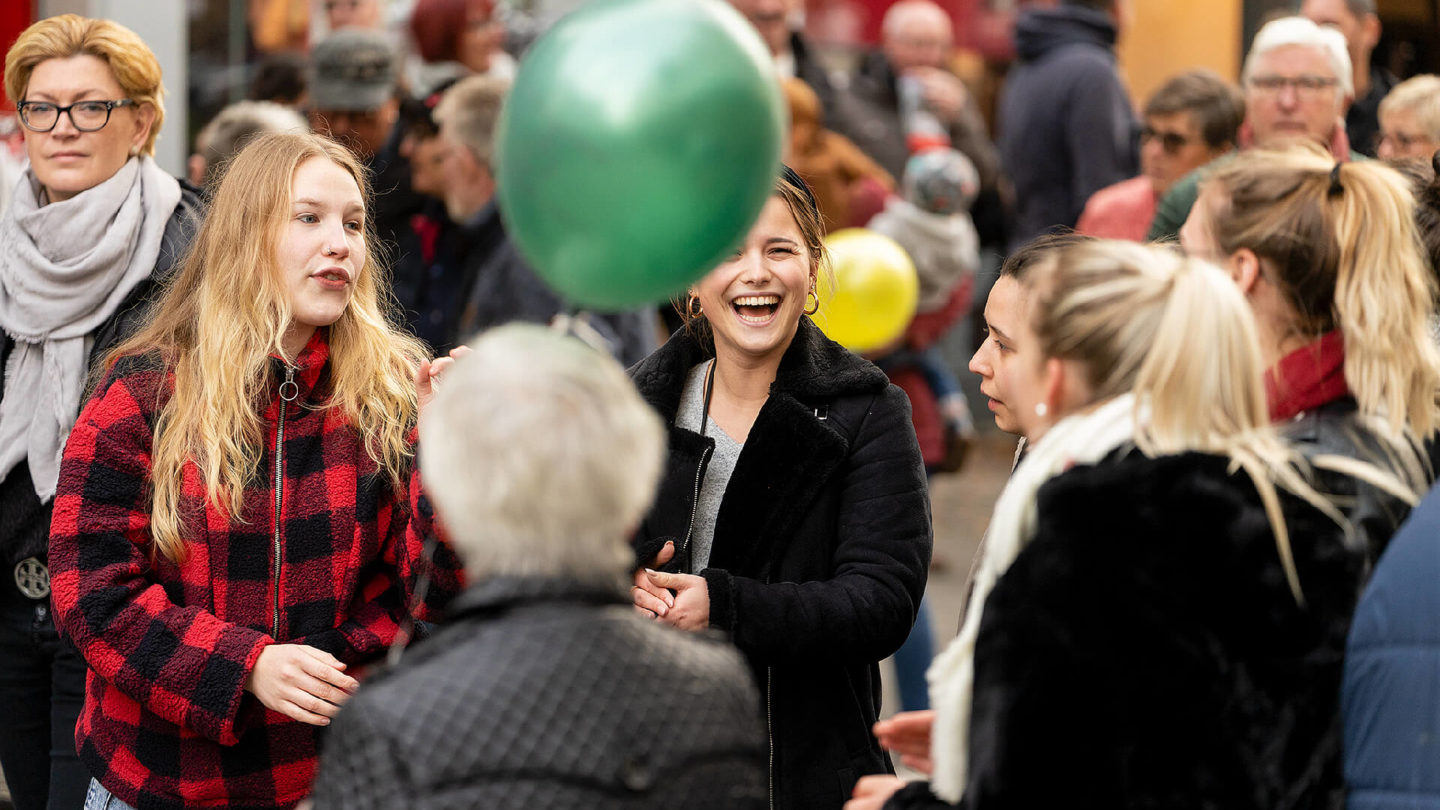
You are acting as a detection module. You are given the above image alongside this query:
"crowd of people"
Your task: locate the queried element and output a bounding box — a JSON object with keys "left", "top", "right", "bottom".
{"left": 3, "top": 0, "right": 1440, "bottom": 808}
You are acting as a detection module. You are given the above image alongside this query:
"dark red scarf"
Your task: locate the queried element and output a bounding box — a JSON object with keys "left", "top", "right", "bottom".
{"left": 1265, "top": 330, "right": 1349, "bottom": 423}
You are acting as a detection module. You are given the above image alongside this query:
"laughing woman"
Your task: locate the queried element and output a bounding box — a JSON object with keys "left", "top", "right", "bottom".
{"left": 47, "top": 132, "right": 462, "bottom": 810}
{"left": 629, "top": 167, "right": 932, "bottom": 809}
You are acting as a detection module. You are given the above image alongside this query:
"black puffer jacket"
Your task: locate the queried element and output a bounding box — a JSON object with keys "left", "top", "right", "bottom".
{"left": 630, "top": 318, "right": 932, "bottom": 809}
{"left": 310, "top": 577, "right": 767, "bottom": 810}
{"left": 0, "top": 180, "right": 203, "bottom": 568}
{"left": 887, "top": 450, "right": 1363, "bottom": 810}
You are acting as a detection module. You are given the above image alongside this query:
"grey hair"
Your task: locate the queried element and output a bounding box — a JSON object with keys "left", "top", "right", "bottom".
{"left": 1379, "top": 74, "right": 1440, "bottom": 143}
{"left": 433, "top": 74, "right": 510, "bottom": 167}
{"left": 195, "top": 100, "right": 309, "bottom": 189}
{"left": 1243, "top": 16, "right": 1353, "bottom": 99}
{"left": 418, "top": 324, "right": 667, "bottom": 588}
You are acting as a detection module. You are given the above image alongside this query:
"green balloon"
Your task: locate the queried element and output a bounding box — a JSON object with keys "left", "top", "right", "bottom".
{"left": 495, "top": 0, "right": 784, "bottom": 311}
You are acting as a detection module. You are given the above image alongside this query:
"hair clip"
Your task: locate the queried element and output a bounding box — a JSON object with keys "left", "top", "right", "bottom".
{"left": 1328, "top": 162, "right": 1344, "bottom": 197}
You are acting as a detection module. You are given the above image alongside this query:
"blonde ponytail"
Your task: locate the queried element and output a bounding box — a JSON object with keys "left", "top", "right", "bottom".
{"left": 1032, "top": 240, "right": 1348, "bottom": 601}
{"left": 1205, "top": 148, "right": 1440, "bottom": 453}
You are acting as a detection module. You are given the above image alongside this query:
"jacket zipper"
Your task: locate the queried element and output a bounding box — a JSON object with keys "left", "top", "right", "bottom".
{"left": 272, "top": 364, "right": 297, "bottom": 639}
{"left": 766, "top": 666, "right": 775, "bottom": 810}
{"left": 676, "top": 444, "right": 713, "bottom": 572}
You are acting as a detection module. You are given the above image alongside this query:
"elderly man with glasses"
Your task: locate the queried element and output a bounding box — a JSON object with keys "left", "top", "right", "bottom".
{"left": 1077, "top": 69, "right": 1243, "bottom": 242}
{"left": 1148, "top": 15, "right": 1355, "bottom": 241}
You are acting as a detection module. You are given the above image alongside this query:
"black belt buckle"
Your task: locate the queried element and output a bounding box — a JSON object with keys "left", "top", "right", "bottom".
{"left": 14, "top": 556, "right": 49, "bottom": 600}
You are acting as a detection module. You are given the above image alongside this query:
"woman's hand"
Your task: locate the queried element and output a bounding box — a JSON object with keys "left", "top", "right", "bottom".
{"left": 639, "top": 569, "right": 710, "bottom": 631}
{"left": 845, "top": 774, "right": 907, "bottom": 810}
{"left": 632, "top": 540, "right": 675, "bottom": 618}
{"left": 244, "top": 644, "right": 359, "bottom": 726}
{"left": 416, "top": 346, "right": 473, "bottom": 416}
{"left": 873, "top": 710, "right": 936, "bottom": 774}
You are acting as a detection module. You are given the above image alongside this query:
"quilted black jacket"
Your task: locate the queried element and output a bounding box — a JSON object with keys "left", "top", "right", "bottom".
{"left": 310, "top": 576, "right": 767, "bottom": 810}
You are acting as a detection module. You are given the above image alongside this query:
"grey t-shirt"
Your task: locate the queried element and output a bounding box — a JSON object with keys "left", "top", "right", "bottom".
{"left": 676, "top": 361, "right": 743, "bottom": 572}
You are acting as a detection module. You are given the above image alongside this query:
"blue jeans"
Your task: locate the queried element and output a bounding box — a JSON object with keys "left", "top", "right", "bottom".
{"left": 0, "top": 566, "right": 89, "bottom": 810}
{"left": 893, "top": 595, "right": 936, "bottom": 712}
{"left": 84, "top": 779, "right": 137, "bottom": 810}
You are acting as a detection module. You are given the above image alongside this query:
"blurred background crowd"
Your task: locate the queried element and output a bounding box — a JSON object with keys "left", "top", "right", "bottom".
{"left": 6, "top": 0, "right": 1440, "bottom": 808}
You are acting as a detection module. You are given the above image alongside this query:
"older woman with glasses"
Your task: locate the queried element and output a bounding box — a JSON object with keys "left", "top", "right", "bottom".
{"left": 0, "top": 15, "right": 201, "bottom": 810}
{"left": 1374, "top": 74, "right": 1440, "bottom": 159}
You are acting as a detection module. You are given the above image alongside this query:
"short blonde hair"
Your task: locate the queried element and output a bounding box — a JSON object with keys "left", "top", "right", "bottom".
{"left": 419, "top": 324, "right": 666, "bottom": 587}
{"left": 1379, "top": 74, "right": 1440, "bottom": 144}
{"left": 4, "top": 15, "right": 166, "bottom": 156}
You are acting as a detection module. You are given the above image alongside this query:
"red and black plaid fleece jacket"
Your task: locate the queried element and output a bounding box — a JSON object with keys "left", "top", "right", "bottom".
{"left": 49, "top": 331, "right": 463, "bottom": 810}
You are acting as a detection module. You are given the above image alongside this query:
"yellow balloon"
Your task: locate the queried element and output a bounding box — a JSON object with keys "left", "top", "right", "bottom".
{"left": 815, "top": 228, "right": 919, "bottom": 352}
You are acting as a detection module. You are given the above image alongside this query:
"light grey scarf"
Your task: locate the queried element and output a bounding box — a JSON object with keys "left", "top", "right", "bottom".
{"left": 0, "top": 155, "right": 181, "bottom": 501}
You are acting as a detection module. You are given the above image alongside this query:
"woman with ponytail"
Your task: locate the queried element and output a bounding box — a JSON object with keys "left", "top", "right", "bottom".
{"left": 47, "top": 131, "right": 463, "bottom": 810}
{"left": 1180, "top": 146, "right": 1438, "bottom": 562}
{"left": 849, "top": 240, "right": 1364, "bottom": 809}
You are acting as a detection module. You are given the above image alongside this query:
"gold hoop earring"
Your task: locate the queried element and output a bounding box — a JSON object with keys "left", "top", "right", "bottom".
{"left": 687, "top": 294, "right": 703, "bottom": 318}
{"left": 805, "top": 289, "right": 820, "bottom": 316}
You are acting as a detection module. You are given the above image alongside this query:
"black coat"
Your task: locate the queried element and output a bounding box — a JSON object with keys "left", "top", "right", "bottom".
{"left": 630, "top": 318, "right": 932, "bottom": 809}
{"left": 887, "top": 450, "right": 1363, "bottom": 810}
{"left": 0, "top": 181, "right": 203, "bottom": 568}
{"left": 997, "top": 5, "right": 1137, "bottom": 248}
{"left": 310, "top": 577, "right": 768, "bottom": 810}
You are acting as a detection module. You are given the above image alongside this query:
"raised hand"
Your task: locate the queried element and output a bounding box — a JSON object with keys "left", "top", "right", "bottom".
{"left": 416, "top": 345, "right": 473, "bottom": 417}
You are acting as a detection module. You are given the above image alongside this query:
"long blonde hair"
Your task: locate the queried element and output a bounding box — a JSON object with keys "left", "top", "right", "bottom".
{"left": 105, "top": 132, "right": 427, "bottom": 562}
{"left": 1202, "top": 148, "right": 1440, "bottom": 446}
{"left": 1031, "top": 240, "right": 1344, "bottom": 600}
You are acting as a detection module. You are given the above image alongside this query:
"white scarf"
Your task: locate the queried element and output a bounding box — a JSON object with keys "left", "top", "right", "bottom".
{"left": 0, "top": 156, "right": 181, "bottom": 501}
{"left": 928, "top": 393, "right": 1140, "bottom": 802}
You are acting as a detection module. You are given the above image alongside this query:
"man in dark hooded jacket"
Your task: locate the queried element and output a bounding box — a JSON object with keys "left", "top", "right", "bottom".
{"left": 997, "top": 0, "right": 1136, "bottom": 248}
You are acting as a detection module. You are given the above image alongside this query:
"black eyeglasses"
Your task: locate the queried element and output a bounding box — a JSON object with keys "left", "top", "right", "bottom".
{"left": 1140, "top": 126, "right": 1195, "bottom": 155}
{"left": 17, "top": 99, "right": 136, "bottom": 133}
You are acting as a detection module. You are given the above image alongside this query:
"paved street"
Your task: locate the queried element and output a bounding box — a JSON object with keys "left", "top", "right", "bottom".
{"left": 880, "top": 431, "right": 1014, "bottom": 719}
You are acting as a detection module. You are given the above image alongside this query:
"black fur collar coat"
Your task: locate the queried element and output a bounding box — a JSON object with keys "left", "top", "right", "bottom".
{"left": 630, "top": 318, "right": 932, "bottom": 809}
{"left": 888, "top": 449, "right": 1363, "bottom": 810}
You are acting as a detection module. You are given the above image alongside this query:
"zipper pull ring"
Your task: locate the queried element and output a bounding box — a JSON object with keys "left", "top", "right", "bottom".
{"left": 279, "top": 365, "right": 298, "bottom": 402}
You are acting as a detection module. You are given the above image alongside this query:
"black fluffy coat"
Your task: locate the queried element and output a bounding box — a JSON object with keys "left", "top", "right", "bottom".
{"left": 630, "top": 318, "right": 932, "bottom": 809}
{"left": 889, "top": 450, "right": 1362, "bottom": 810}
